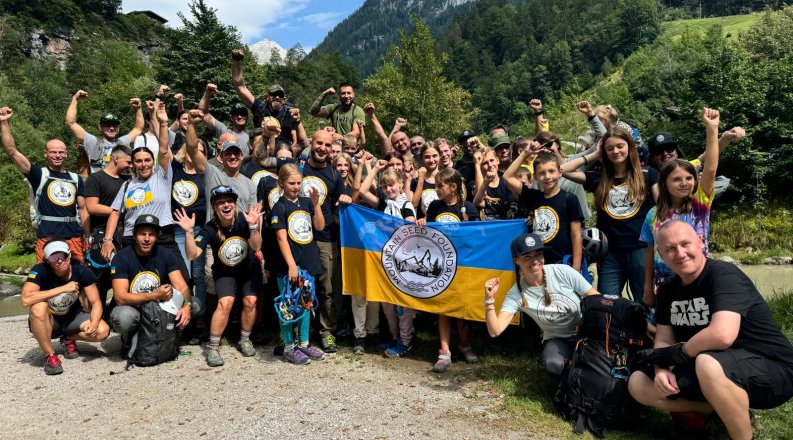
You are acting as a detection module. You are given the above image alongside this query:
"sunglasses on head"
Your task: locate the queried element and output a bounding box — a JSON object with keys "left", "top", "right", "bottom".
{"left": 47, "top": 251, "right": 70, "bottom": 264}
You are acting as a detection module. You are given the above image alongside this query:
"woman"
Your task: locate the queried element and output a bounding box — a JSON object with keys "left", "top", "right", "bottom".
{"left": 411, "top": 143, "right": 442, "bottom": 218}
{"left": 484, "top": 232, "right": 599, "bottom": 376}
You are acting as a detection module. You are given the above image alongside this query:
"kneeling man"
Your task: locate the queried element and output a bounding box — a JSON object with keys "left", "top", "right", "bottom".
{"left": 628, "top": 220, "right": 793, "bottom": 439}
{"left": 23, "top": 240, "right": 110, "bottom": 375}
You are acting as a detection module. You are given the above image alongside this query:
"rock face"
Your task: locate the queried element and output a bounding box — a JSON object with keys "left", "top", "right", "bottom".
{"left": 27, "top": 29, "right": 74, "bottom": 69}
{"left": 249, "top": 39, "right": 287, "bottom": 65}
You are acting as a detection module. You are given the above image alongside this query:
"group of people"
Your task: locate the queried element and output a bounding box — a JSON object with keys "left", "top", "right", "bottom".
{"left": 4, "top": 48, "right": 791, "bottom": 440}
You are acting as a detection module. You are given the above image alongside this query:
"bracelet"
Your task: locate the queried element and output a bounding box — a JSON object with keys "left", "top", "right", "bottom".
{"left": 183, "top": 300, "right": 192, "bottom": 307}
{"left": 249, "top": 224, "right": 259, "bottom": 231}
{"left": 582, "top": 155, "right": 589, "bottom": 166}
{"left": 101, "top": 238, "right": 113, "bottom": 243}
{"left": 484, "top": 298, "right": 495, "bottom": 305}
{"left": 185, "top": 230, "right": 194, "bottom": 235}
{"left": 485, "top": 305, "right": 496, "bottom": 312}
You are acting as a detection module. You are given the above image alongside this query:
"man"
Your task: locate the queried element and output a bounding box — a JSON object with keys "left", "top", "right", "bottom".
{"left": 409, "top": 135, "right": 425, "bottom": 157}
{"left": 186, "top": 110, "right": 256, "bottom": 216}
{"left": 0, "top": 107, "right": 90, "bottom": 262}
{"left": 110, "top": 215, "right": 192, "bottom": 358}
{"left": 490, "top": 134, "right": 513, "bottom": 173}
{"left": 628, "top": 220, "right": 793, "bottom": 440}
{"left": 84, "top": 145, "right": 132, "bottom": 306}
{"left": 64, "top": 89, "right": 144, "bottom": 173}
{"left": 309, "top": 83, "right": 366, "bottom": 136}
{"left": 301, "top": 130, "right": 352, "bottom": 352}
{"left": 22, "top": 240, "right": 110, "bottom": 375}
{"left": 241, "top": 120, "right": 284, "bottom": 188}
{"left": 198, "top": 83, "right": 252, "bottom": 156}
{"left": 230, "top": 49, "right": 301, "bottom": 146}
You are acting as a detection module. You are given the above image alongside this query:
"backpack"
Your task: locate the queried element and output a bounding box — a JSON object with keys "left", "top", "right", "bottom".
{"left": 129, "top": 300, "right": 179, "bottom": 367}
{"left": 555, "top": 295, "right": 648, "bottom": 438}
{"left": 28, "top": 167, "right": 81, "bottom": 227}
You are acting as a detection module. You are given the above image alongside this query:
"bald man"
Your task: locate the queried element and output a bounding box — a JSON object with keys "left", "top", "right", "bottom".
{"left": 628, "top": 220, "right": 793, "bottom": 439}
{"left": 1, "top": 107, "right": 89, "bottom": 262}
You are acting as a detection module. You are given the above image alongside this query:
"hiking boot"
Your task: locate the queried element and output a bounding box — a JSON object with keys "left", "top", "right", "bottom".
{"left": 284, "top": 346, "right": 310, "bottom": 365}
{"left": 385, "top": 341, "right": 412, "bottom": 358}
{"left": 298, "top": 345, "right": 325, "bottom": 361}
{"left": 432, "top": 350, "right": 452, "bottom": 373}
{"left": 321, "top": 334, "right": 338, "bottom": 353}
{"left": 353, "top": 337, "right": 366, "bottom": 355}
{"left": 43, "top": 354, "right": 63, "bottom": 375}
{"left": 459, "top": 345, "right": 479, "bottom": 364}
{"left": 238, "top": 340, "right": 256, "bottom": 357}
{"left": 62, "top": 338, "right": 79, "bottom": 359}
{"left": 205, "top": 347, "right": 224, "bottom": 367}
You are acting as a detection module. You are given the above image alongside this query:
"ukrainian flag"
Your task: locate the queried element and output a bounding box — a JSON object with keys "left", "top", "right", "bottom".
{"left": 341, "top": 204, "right": 527, "bottom": 322}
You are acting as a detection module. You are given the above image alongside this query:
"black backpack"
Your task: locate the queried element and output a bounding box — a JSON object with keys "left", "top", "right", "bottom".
{"left": 130, "top": 301, "right": 179, "bottom": 367}
{"left": 555, "top": 295, "right": 648, "bottom": 438}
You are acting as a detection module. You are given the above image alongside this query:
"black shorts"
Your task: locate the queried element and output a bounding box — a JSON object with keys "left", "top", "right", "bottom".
{"left": 214, "top": 276, "right": 258, "bottom": 299}
{"left": 29, "top": 309, "right": 91, "bottom": 339}
{"left": 639, "top": 348, "right": 793, "bottom": 409}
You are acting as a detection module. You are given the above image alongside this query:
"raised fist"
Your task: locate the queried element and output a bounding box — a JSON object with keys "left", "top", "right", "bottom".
{"left": 231, "top": 49, "right": 245, "bottom": 61}
{"left": 188, "top": 109, "right": 204, "bottom": 124}
{"left": 73, "top": 90, "right": 88, "bottom": 101}
{"left": 323, "top": 87, "right": 336, "bottom": 96}
{"left": 157, "top": 85, "right": 170, "bottom": 96}
{"left": 363, "top": 103, "right": 376, "bottom": 116}
{"left": 702, "top": 107, "right": 720, "bottom": 130}
{"left": 130, "top": 98, "right": 142, "bottom": 109}
{"left": 395, "top": 117, "right": 407, "bottom": 127}
{"left": 0, "top": 107, "right": 13, "bottom": 122}
{"left": 324, "top": 126, "right": 336, "bottom": 134}
{"left": 173, "top": 93, "right": 184, "bottom": 102}
{"left": 529, "top": 99, "right": 543, "bottom": 113}
{"left": 484, "top": 277, "right": 499, "bottom": 300}
{"left": 576, "top": 100, "right": 594, "bottom": 116}
{"left": 289, "top": 107, "right": 301, "bottom": 122}
{"left": 145, "top": 100, "right": 156, "bottom": 112}
{"left": 205, "top": 83, "right": 218, "bottom": 97}
{"left": 722, "top": 126, "right": 745, "bottom": 144}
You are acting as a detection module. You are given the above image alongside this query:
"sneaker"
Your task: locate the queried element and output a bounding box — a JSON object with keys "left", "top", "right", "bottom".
{"left": 43, "top": 354, "right": 63, "bottom": 375}
{"left": 238, "top": 339, "right": 256, "bottom": 357}
{"left": 432, "top": 350, "right": 452, "bottom": 373}
{"left": 298, "top": 345, "right": 325, "bottom": 361}
{"left": 321, "top": 334, "right": 338, "bottom": 353}
{"left": 62, "top": 337, "right": 79, "bottom": 359}
{"left": 459, "top": 345, "right": 479, "bottom": 364}
{"left": 353, "top": 337, "right": 366, "bottom": 355}
{"left": 377, "top": 339, "right": 397, "bottom": 351}
{"left": 284, "top": 346, "right": 310, "bottom": 365}
{"left": 273, "top": 344, "right": 285, "bottom": 356}
{"left": 384, "top": 341, "right": 412, "bottom": 358}
{"left": 205, "top": 347, "right": 224, "bottom": 367}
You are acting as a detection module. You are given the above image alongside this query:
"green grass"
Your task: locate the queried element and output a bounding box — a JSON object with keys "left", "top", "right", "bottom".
{"left": 710, "top": 202, "right": 793, "bottom": 263}
{"left": 0, "top": 243, "right": 36, "bottom": 273}
{"left": 662, "top": 13, "right": 762, "bottom": 40}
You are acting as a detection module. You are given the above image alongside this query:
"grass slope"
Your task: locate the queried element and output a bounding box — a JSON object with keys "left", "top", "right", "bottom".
{"left": 662, "top": 12, "right": 762, "bottom": 40}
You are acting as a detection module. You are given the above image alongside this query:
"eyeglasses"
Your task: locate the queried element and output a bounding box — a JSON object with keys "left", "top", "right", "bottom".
{"left": 269, "top": 93, "right": 285, "bottom": 100}
{"left": 47, "top": 252, "right": 70, "bottom": 264}
{"left": 653, "top": 147, "right": 677, "bottom": 156}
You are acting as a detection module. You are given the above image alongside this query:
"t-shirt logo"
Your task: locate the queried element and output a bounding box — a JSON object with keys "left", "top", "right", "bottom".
{"left": 131, "top": 271, "right": 160, "bottom": 294}
{"left": 670, "top": 297, "right": 710, "bottom": 326}
{"left": 420, "top": 189, "right": 438, "bottom": 214}
{"left": 300, "top": 176, "right": 328, "bottom": 206}
{"left": 605, "top": 184, "right": 640, "bottom": 219}
{"left": 381, "top": 224, "right": 458, "bottom": 299}
{"left": 533, "top": 293, "right": 579, "bottom": 326}
{"left": 49, "top": 291, "right": 78, "bottom": 316}
{"left": 435, "top": 213, "right": 460, "bottom": 223}
{"left": 47, "top": 179, "right": 77, "bottom": 207}
{"left": 251, "top": 170, "right": 277, "bottom": 188}
{"left": 533, "top": 206, "right": 560, "bottom": 242}
{"left": 268, "top": 187, "right": 282, "bottom": 209}
{"left": 287, "top": 210, "right": 313, "bottom": 244}
{"left": 218, "top": 236, "right": 247, "bottom": 266}
{"left": 126, "top": 185, "right": 153, "bottom": 209}
{"left": 172, "top": 180, "right": 199, "bottom": 206}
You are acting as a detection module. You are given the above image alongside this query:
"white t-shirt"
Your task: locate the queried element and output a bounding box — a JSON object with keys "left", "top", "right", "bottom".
{"left": 500, "top": 264, "right": 592, "bottom": 341}
{"left": 111, "top": 164, "right": 174, "bottom": 237}
{"left": 83, "top": 132, "right": 131, "bottom": 173}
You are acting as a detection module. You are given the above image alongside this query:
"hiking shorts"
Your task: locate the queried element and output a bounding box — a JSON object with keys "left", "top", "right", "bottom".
{"left": 29, "top": 309, "right": 91, "bottom": 339}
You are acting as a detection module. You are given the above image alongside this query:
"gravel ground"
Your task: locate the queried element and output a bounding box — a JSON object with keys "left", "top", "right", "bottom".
{"left": 0, "top": 315, "right": 554, "bottom": 440}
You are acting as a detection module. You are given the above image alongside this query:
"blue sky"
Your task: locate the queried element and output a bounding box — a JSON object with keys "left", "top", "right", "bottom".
{"left": 121, "top": 0, "right": 365, "bottom": 50}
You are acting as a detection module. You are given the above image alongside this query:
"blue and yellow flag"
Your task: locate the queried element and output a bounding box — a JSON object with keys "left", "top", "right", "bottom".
{"left": 340, "top": 204, "right": 527, "bottom": 322}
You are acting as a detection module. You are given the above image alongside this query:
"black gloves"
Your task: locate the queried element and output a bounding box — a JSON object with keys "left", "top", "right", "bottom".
{"left": 635, "top": 342, "right": 692, "bottom": 367}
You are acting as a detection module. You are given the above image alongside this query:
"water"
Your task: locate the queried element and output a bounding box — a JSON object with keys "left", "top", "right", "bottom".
{"left": 0, "top": 278, "right": 26, "bottom": 318}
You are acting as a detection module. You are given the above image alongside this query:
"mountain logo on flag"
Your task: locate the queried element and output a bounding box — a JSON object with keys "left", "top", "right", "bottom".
{"left": 381, "top": 224, "right": 458, "bottom": 299}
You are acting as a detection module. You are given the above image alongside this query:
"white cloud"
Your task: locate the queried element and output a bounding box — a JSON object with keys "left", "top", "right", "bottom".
{"left": 302, "top": 11, "right": 345, "bottom": 28}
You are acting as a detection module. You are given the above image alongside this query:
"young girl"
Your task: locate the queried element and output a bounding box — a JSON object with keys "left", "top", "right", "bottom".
{"left": 504, "top": 151, "right": 583, "bottom": 271}
{"left": 484, "top": 232, "right": 599, "bottom": 376}
{"left": 174, "top": 185, "right": 263, "bottom": 367}
{"left": 358, "top": 161, "right": 418, "bottom": 357}
{"left": 416, "top": 168, "right": 480, "bottom": 372}
{"left": 472, "top": 147, "right": 516, "bottom": 220}
{"left": 640, "top": 108, "right": 722, "bottom": 307}
{"left": 268, "top": 164, "right": 326, "bottom": 365}
{"left": 561, "top": 127, "right": 659, "bottom": 300}
{"left": 411, "top": 143, "right": 442, "bottom": 218}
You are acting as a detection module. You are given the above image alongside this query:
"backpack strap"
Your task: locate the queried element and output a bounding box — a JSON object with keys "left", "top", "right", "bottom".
{"left": 34, "top": 168, "right": 81, "bottom": 223}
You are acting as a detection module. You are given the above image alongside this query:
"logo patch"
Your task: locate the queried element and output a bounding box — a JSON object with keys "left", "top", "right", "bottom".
{"left": 287, "top": 211, "right": 313, "bottom": 244}
{"left": 605, "top": 184, "right": 640, "bottom": 219}
{"left": 533, "top": 292, "right": 579, "bottom": 327}
{"left": 47, "top": 180, "right": 77, "bottom": 207}
{"left": 300, "top": 176, "right": 328, "bottom": 206}
{"left": 381, "top": 225, "right": 458, "bottom": 299}
{"left": 130, "top": 271, "right": 160, "bottom": 294}
{"left": 48, "top": 291, "right": 78, "bottom": 315}
{"left": 656, "top": 134, "right": 665, "bottom": 143}
{"left": 532, "top": 206, "right": 559, "bottom": 242}
{"left": 172, "top": 180, "right": 199, "bottom": 206}
{"left": 218, "top": 236, "right": 247, "bottom": 266}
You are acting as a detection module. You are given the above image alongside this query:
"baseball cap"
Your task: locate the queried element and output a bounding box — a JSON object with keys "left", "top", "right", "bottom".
{"left": 133, "top": 214, "right": 161, "bottom": 232}
{"left": 43, "top": 240, "right": 70, "bottom": 260}
{"left": 648, "top": 132, "right": 681, "bottom": 155}
{"left": 458, "top": 130, "right": 475, "bottom": 144}
{"left": 99, "top": 113, "right": 121, "bottom": 124}
{"left": 510, "top": 233, "right": 547, "bottom": 259}
{"left": 220, "top": 139, "right": 242, "bottom": 153}
{"left": 158, "top": 288, "right": 185, "bottom": 315}
{"left": 268, "top": 85, "right": 285, "bottom": 95}
{"left": 490, "top": 134, "right": 511, "bottom": 149}
{"left": 230, "top": 103, "right": 249, "bottom": 115}
{"left": 210, "top": 185, "right": 238, "bottom": 204}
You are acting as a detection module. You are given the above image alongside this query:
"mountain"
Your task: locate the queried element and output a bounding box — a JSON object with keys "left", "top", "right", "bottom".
{"left": 249, "top": 39, "right": 287, "bottom": 65}
{"left": 312, "top": 0, "right": 478, "bottom": 77}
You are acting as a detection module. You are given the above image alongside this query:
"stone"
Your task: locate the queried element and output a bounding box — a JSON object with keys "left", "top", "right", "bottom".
{"left": 719, "top": 256, "right": 738, "bottom": 264}
{"left": 762, "top": 256, "right": 793, "bottom": 265}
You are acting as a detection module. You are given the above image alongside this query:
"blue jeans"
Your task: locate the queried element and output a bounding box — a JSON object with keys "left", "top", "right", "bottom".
{"left": 277, "top": 277, "right": 311, "bottom": 345}
{"left": 175, "top": 226, "right": 207, "bottom": 316}
{"left": 596, "top": 247, "right": 646, "bottom": 301}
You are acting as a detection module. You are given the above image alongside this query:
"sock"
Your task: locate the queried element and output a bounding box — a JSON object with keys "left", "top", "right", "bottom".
{"left": 208, "top": 335, "right": 221, "bottom": 349}
{"left": 284, "top": 343, "right": 296, "bottom": 351}
{"left": 298, "top": 341, "right": 308, "bottom": 348}
{"left": 240, "top": 330, "right": 251, "bottom": 343}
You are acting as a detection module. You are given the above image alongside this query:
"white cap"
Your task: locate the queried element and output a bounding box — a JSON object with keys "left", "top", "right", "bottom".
{"left": 158, "top": 289, "right": 184, "bottom": 315}
{"left": 43, "top": 241, "right": 70, "bottom": 259}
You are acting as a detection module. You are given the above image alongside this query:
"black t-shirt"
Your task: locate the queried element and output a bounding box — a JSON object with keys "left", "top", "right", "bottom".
{"left": 519, "top": 187, "right": 584, "bottom": 263}
{"left": 410, "top": 179, "right": 438, "bottom": 219}
{"left": 425, "top": 200, "right": 480, "bottom": 223}
{"left": 27, "top": 165, "right": 85, "bottom": 238}
{"left": 110, "top": 245, "right": 181, "bottom": 293}
{"left": 453, "top": 159, "right": 476, "bottom": 193}
{"left": 470, "top": 177, "right": 517, "bottom": 221}
{"left": 84, "top": 169, "right": 130, "bottom": 230}
{"left": 657, "top": 259, "right": 793, "bottom": 368}
{"left": 196, "top": 215, "right": 252, "bottom": 278}
{"left": 300, "top": 162, "right": 345, "bottom": 242}
{"left": 251, "top": 98, "right": 295, "bottom": 145}
{"left": 268, "top": 196, "right": 322, "bottom": 276}
{"left": 27, "top": 263, "right": 97, "bottom": 315}
{"left": 171, "top": 160, "right": 206, "bottom": 226}
{"left": 583, "top": 168, "right": 658, "bottom": 250}
{"left": 241, "top": 159, "right": 278, "bottom": 190}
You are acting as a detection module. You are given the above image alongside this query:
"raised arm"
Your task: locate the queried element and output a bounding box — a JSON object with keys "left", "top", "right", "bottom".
{"left": 308, "top": 188, "right": 325, "bottom": 231}
{"left": 173, "top": 208, "right": 202, "bottom": 260}
{"left": 390, "top": 117, "right": 407, "bottom": 137}
{"left": 309, "top": 87, "right": 335, "bottom": 118}
{"left": 243, "top": 202, "right": 263, "bottom": 252}
{"left": 230, "top": 50, "right": 255, "bottom": 108}
{"left": 561, "top": 147, "right": 599, "bottom": 185}
{"left": 64, "top": 90, "right": 89, "bottom": 141}
{"left": 0, "top": 107, "right": 31, "bottom": 174}
{"left": 411, "top": 167, "right": 426, "bottom": 209}
{"left": 185, "top": 109, "right": 207, "bottom": 173}
{"left": 365, "top": 103, "right": 392, "bottom": 156}
{"left": 152, "top": 102, "right": 172, "bottom": 170}
{"left": 356, "top": 118, "right": 366, "bottom": 146}
{"left": 127, "top": 98, "right": 144, "bottom": 142}
{"left": 357, "top": 159, "right": 384, "bottom": 208}
{"left": 198, "top": 83, "right": 219, "bottom": 129}
{"left": 530, "top": 99, "right": 545, "bottom": 135}
{"left": 503, "top": 145, "right": 534, "bottom": 196}
{"left": 699, "top": 107, "right": 721, "bottom": 197}
{"left": 483, "top": 278, "right": 518, "bottom": 337}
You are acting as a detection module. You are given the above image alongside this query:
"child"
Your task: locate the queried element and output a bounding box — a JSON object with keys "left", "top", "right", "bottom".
{"left": 268, "top": 164, "right": 326, "bottom": 364}
{"left": 416, "top": 168, "right": 480, "bottom": 372}
{"left": 411, "top": 143, "right": 442, "bottom": 218}
{"left": 472, "top": 147, "right": 516, "bottom": 220}
{"left": 504, "top": 151, "right": 584, "bottom": 272}
{"left": 358, "top": 161, "right": 418, "bottom": 357}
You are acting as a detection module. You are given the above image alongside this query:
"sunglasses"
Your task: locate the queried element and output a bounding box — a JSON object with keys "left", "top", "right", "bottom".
{"left": 47, "top": 251, "right": 70, "bottom": 264}
{"left": 269, "top": 93, "right": 285, "bottom": 99}
{"left": 653, "top": 146, "right": 677, "bottom": 156}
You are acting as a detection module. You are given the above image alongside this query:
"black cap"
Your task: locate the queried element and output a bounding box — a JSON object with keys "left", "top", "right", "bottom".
{"left": 210, "top": 185, "right": 239, "bottom": 204}
{"left": 133, "top": 214, "right": 161, "bottom": 232}
{"left": 510, "top": 233, "right": 547, "bottom": 259}
{"left": 458, "top": 130, "right": 475, "bottom": 144}
{"left": 230, "top": 103, "right": 249, "bottom": 115}
{"left": 648, "top": 132, "right": 679, "bottom": 155}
